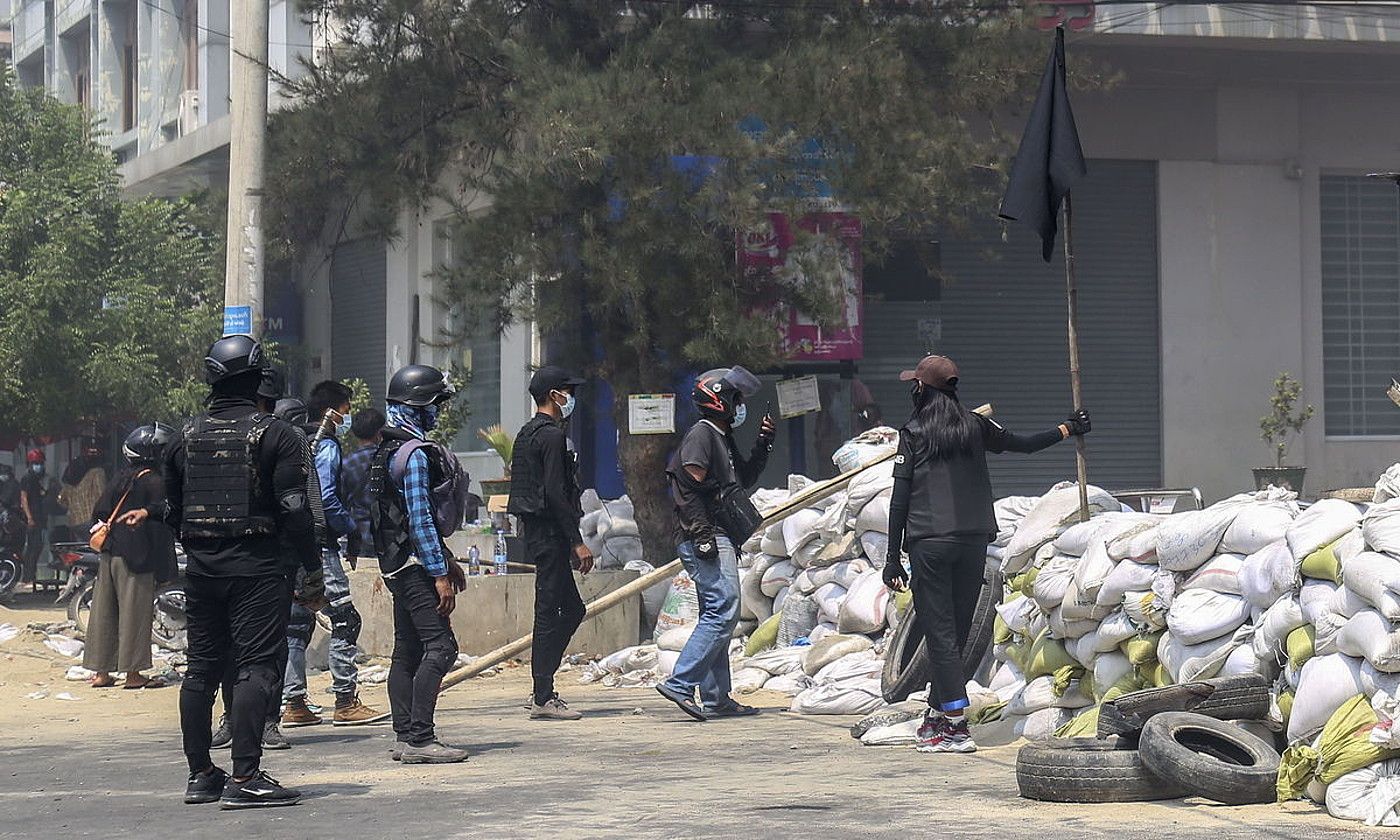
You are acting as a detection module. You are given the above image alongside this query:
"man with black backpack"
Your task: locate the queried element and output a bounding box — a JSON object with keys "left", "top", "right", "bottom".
{"left": 656, "top": 367, "right": 775, "bottom": 721}
{"left": 508, "top": 366, "right": 592, "bottom": 721}
{"left": 370, "top": 364, "right": 469, "bottom": 764}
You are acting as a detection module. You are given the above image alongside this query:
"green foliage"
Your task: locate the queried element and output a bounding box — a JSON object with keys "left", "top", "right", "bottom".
{"left": 267, "top": 1, "right": 1102, "bottom": 553}
{"left": 476, "top": 424, "right": 513, "bottom": 472}
{"left": 0, "top": 66, "right": 221, "bottom": 436}
{"left": 1260, "top": 371, "right": 1314, "bottom": 468}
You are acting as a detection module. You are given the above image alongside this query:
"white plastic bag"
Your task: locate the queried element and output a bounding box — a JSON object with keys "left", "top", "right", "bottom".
{"left": 1365, "top": 498, "right": 1400, "bottom": 556}
{"left": 1252, "top": 596, "right": 1304, "bottom": 661}
{"left": 1167, "top": 588, "right": 1251, "bottom": 645}
{"left": 1158, "top": 625, "right": 1251, "bottom": 683}
{"left": 1004, "top": 483, "right": 1118, "bottom": 572}
{"left": 837, "top": 570, "right": 892, "bottom": 635}
{"left": 1288, "top": 653, "right": 1367, "bottom": 743}
{"left": 1239, "top": 540, "right": 1299, "bottom": 610}
{"left": 654, "top": 573, "right": 700, "bottom": 640}
{"left": 1337, "top": 609, "right": 1400, "bottom": 673}
{"left": 1221, "top": 503, "right": 1296, "bottom": 556}
{"left": 1155, "top": 501, "right": 1244, "bottom": 572}
{"left": 1031, "top": 554, "right": 1080, "bottom": 612}
{"left": 1286, "top": 498, "right": 1363, "bottom": 561}
{"left": 1327, "top": 759, "right": 1400, "bottom": 827}
{"left": 1072, "top": 537, "right": 1116, "bottom": 600}
{"left": 1343, "top": 552, "right": 1400, "bottom": 621}
{"left": 761, "top": 560, "right": 797, "bottom": 598}
{"left": 855, "top": 496, "right": 890, "bottom": 536}
{"left": 790, "top": 678, "right": 885, "bottom": 715}
{"left": 1097, "top": 559, "right": 1157, "bottom": 609}
{"left": 1183, "top": 553, "right": 1245, "bottom": 595}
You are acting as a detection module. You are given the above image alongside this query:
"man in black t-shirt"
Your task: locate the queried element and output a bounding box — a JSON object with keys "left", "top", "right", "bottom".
{"left": 18, "top": 449, "right": 49, "bottom": 586}
{"left": 656, "top": 366, "right": 774, "bottom": 721}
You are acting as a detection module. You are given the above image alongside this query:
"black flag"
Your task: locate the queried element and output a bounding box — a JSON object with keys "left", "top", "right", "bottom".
{"left": 998, "top": 27, "right": 1087, "bottom": 262}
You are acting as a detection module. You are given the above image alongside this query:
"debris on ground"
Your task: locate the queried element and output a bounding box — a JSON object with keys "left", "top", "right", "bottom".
{"left": 43, "top": 635, "right": 84, "bottom": 659}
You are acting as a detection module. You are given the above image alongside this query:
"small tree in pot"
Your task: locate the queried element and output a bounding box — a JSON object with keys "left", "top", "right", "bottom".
{"left": 1256, "top": 372, "right": 1314, "bottom": 493}
{"left": 476, "top": 425, "right": 514, "bottom": 500}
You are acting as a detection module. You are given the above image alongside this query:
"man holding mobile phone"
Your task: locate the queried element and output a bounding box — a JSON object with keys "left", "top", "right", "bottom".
{"left": 657, "top": 366, "right": 775, "bottom": 721}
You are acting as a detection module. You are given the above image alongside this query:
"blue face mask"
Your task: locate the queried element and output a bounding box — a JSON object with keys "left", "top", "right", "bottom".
{"left": 732, "top": 404, "right": 748, "bottom": 428}
{"left": 555, "top": 391, "right": 576, "bottom": 420}
{"left": 29, "top": 464, "right": 43, "bottom": 475}
{"left": 420, "top": 403, "right": 440, "bottom": 431}
{"left": 335, "top": 413, "right": 351, "bottom": 437}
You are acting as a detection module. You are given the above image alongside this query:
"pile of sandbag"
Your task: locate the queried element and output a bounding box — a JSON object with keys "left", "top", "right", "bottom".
{"left": 579, "top": 491, "right": 645, "bottom": 570}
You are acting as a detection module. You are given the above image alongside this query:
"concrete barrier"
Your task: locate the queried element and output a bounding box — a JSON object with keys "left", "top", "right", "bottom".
{"left": 347, "top": 566, "right": 642, "bottom": 660}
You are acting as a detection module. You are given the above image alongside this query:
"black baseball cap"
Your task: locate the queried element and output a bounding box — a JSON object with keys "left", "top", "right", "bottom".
{"left": 529, "top": 366, "right": 586, "bottom": 401}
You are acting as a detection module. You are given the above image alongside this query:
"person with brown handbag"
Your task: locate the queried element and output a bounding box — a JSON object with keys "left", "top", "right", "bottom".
{"left": 83, "top": 423, "right": 176, "bottom": 690}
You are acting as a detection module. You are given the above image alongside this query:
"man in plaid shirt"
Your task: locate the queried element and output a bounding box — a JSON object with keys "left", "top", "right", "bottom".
{"left": 340, "top": 407, "right": 385, "bottom": 562}
{"left": 371, "top": 365, "right": 468, "bottom": 765}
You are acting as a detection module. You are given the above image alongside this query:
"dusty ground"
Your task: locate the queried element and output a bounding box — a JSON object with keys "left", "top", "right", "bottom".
{"left": 0, "top": 594, "right": 1382, "bottom": 839}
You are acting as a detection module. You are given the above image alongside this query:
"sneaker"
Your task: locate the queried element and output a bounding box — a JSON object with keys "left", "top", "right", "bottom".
{"left": 281, "top": 696, "right": 323, "bottom": 728}
{"left": 914, "top": 710, "right": 945, "bottom": 748}
{"left": 184, "top": 766, "right": 229, "bottom": 805}
{"left": 915, "top": 716, "right": 977, "bottom": 754}
{"left": 530, "top": 695, "right": 582, "bottom": 721}
{"left": 389, "top": 740, "right": 407, "bottom": 762}
{"left": 399, "top": 741, "right": 470, "bottom": 764}
{"left": 332, "top": 694, "right": 391, "bottom": 726}
{"left": 218, "top": 770, "right": 302, "bottom": 809}
{"left": 211, "top": 715, "right": 232, "bottom": 749}
{"left": 262, "top": 721, "right": 291, "bottom": 750}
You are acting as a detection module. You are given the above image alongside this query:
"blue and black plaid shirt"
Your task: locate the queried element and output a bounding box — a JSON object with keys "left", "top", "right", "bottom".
{"left": 385, "top": 404, "right": 447, "bottom": 576}
{"left": 340, "top": 443, "right": 377, "bottom": 548}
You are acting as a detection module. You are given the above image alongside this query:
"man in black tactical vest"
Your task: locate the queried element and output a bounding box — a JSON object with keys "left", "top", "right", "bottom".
{"left": 167, "top": 336, "right": 323, "bottom": 809}
{"left": 371, "top": 364, "right": 468, "bottom": 764}
{"left": 508, "top": 366, "right": 593, "bottom": 721}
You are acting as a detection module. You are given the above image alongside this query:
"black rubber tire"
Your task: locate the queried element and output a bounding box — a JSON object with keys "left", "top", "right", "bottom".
{"left": 1017, "top": 737, "right": 1188, "bottom": 803}
{"left": 1138, "top": 712, "right": 1282, "bottom": 806}
{"left": 68, "top": 580, "right": 94, "bottom": 638}
{"left": 0, "top": 555, "right": 17, "bottom": 596}
{"left": 1098, "top": 674, "right": 1271, "bottom": 738}
{"left": 880, "top": 561, "right": 1004, "bottom": 703}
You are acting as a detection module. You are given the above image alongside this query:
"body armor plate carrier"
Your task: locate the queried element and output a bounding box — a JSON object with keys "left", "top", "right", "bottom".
{"left": 180, "top": 412, "right": 277, "bottom": 540}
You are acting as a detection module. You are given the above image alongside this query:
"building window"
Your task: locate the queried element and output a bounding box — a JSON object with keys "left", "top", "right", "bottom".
{"left": 1321, "top": 174, "right": 1400, "bottom": 437}
{"left": 181, "top": 0, "right": 198, "bottom": 92}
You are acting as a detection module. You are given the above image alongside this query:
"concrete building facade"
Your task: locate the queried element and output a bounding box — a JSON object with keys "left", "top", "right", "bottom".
{"left": 9, "top": 1, "right": 1400, "bottom": 501}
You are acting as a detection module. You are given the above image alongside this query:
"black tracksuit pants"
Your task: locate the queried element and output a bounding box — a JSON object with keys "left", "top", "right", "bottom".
{"left": 909, "top": 537, "right": 989, "bottom": 713}
{"left": 523, "top": 517, "right": 585, "bottom": 705}
{"left": 386, "top": 565, "right": 458, "bottom": 747}
{"left": 181, "top": 573, "right": 291, "bottom": 778}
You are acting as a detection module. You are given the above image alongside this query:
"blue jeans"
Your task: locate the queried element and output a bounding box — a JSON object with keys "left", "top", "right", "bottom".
{"left": 662, "top": 536, "right": 740, "bottom": 708}
{"left": 285, "top": 547, "right": 361, "bottom": 701}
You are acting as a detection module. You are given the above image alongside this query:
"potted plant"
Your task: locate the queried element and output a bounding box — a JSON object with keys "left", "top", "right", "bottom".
{"left": 477, "top": 425, "right": 514, "bottom": 499}
{"left": 1255, "top": 371, "right": 1314, "bottom": 494}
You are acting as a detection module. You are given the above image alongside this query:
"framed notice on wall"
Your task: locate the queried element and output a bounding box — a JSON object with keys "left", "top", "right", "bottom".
{"left": 628, "top": 394, "right": 676, "bottom": 435}
{"left": 776, "top": 376, "right": 821, "bottom": 419}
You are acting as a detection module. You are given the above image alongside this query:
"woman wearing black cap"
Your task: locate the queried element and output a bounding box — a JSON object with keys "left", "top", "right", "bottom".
{"left": 884, "top": 354, "right": 1090, "bottom": 754}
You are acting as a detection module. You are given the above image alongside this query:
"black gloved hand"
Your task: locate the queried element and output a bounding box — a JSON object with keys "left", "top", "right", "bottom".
{"left": 883, "top": 557, "right": 909, "bottom": 592}
{"left": 1065, "top": 409, "right": 1092, "bottom": 437}
{"left": 296, "top": 566, "right": 327, "bottom": 610}
{"left": 694, "top": 532, "right": 719, "bottom": 561}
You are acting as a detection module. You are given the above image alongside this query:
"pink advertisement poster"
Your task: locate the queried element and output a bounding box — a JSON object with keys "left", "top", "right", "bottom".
{"left": 738, "top": 212, "right": 864, "bottom": 362}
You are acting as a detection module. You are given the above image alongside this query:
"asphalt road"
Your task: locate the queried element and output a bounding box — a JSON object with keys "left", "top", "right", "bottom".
{"left": 0, "top": 669, "right": 1375, "bottom": 840}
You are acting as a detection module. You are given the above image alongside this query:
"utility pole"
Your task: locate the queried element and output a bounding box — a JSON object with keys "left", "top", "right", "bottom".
{"left": 223, "top": 0, "right": 270, "bottom": 339}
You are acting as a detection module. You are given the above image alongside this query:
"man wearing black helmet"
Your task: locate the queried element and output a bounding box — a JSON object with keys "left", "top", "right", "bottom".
{"left": 657, "top": 366, "right": 776, "bottom": 721}
{"left": 508, "top": 366, "right": 591, "bottom": 721}
{"left": 166, "top": 335, "right": 323, "bottom": 809}
{"left": 370, "top": 364, "right": 468, "bottom": 764}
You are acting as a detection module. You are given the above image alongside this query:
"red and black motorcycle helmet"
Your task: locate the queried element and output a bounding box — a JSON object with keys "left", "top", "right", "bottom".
{"left": 691, "top": 366, "right": 761, "bottom": 422}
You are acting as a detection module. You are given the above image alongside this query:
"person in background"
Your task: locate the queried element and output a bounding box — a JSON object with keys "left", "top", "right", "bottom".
{"left": 279, "top": 381, "right": 388, "bottom": 728}
{"left": 883, "top": 354, "right": 1090, "bottom": 755}
{"left": 59, "top": 438, "right": 109, "bottom": 543}
{"left": 84, "top": 424, "right": 177, "bottom": 690}
{"left": 371, "top": 365, "right": 467, "bottom": 764}
{"left": 508, "top": 366, "right": 592, "bottom": 721}
{"left": 168, "top": 335, "right": 322, "bottom": 809}
{"left": 341, "top": 408, "right": 386, "bottom": 563}
{"left": 19, "top": 448, "right": 50, "bottom": 589}
{"left": 0, "top": 465, "right": 24, "bottom": 555}
{"left": 657, "top": 366, "right": 775, "bottom": 721}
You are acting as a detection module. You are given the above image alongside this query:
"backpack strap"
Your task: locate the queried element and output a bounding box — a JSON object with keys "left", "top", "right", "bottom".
{"left": 388, "top": 438, "right": 432, "bottom": 487}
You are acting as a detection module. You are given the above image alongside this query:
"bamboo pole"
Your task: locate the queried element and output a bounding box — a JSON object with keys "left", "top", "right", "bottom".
{"left": 1063, "top": 194, "right": 1090, "bottom": 523}
{"left": 435, "top": 432, "right": 946, "bottom": 693}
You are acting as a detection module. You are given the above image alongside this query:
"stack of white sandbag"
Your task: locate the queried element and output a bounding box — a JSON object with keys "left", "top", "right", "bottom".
{"left": 579, "top": 492, "right": 645, "bottom": 570}
{"left": 984, "top": 485, "right": 1309, "bottom": 741}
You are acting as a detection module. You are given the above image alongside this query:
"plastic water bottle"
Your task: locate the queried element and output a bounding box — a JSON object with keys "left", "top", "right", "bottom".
{"left": 493, "top": 534, "right": 508, "bottom": 576}
{"left": 467, "top": 545, "right": 481, "bottom": 576}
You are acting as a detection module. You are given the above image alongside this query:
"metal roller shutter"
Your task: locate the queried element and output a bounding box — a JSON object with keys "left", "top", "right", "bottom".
{"left": 330, "top": 238, "right": 388, "bottom": 404}
{"left": 864, "top": 159, "right": 1162, "bottom": 496}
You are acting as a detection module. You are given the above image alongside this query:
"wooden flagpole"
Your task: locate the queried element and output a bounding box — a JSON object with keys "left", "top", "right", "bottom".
{"left": 1063, "top": 192, "right": 1090, "bottom": 522}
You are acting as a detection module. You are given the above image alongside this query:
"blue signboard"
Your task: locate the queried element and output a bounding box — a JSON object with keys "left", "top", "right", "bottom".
{"left": 223, "top": 305, "right": 252, "bottom": 336}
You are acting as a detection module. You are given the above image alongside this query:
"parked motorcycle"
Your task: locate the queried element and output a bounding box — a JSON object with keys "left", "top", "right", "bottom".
{"left": 0, "top": 546, "right": 19, "bottom": 597}
{"left": 51, "top": 541, "right": 188, "bottom": 651}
